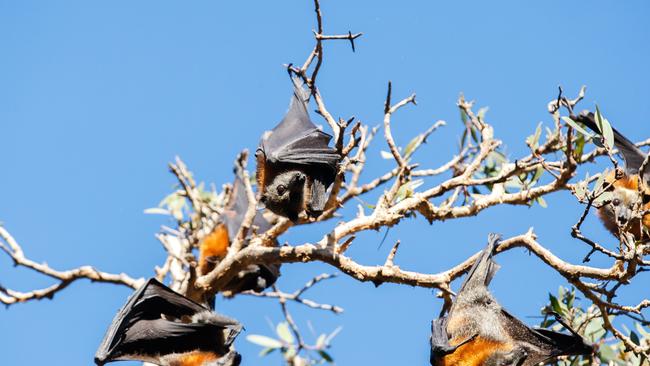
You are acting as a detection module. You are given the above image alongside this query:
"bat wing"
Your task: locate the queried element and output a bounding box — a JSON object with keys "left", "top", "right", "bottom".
{"left": 223, "top": 263, "right": 281, "bottom": 294}
{"left": 258, "top": 77, "right": 340, "bottom": 174}
{"left": 429, "top": 316, "right": 478, "bottom": 365}
{"left": 575, "top": 111, "right": 649, "bottom": 183}
{"left": 499, "top": 309, "right": 592, "bottom": 366}
{"left": 219, "top": 177, "right": 281, "bottom": 294}
{"left": 430, "top": 317, "right": 453, "bottom": 364}
{"left": 458, "top": 233, "right": 501, "bottom": 293}
{"left": 223, "top": 176, "right": 273, "bottom": 240}
{"left": 95, "top": 278, "right": 242, "bottom": 365}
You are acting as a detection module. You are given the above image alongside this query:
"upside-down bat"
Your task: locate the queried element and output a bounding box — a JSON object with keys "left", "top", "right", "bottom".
{"left": 573, "top": 111, "right": 650, "bottom": 241}
{"left": 95, "top": 278, "right": 242, "bottom": 366}
{"left": 199, "top": 176, "right": 280, "bottom": 295}
{"left": 430, "top": 234, "right": 593, "bottom": 366}
{"left": 255, "top": 77, "right": 341, "bottom": 221}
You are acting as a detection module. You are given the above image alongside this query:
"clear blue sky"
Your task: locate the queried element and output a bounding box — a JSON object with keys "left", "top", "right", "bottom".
{"left": 1, "top": 1, "right": 649, "bottom": 365}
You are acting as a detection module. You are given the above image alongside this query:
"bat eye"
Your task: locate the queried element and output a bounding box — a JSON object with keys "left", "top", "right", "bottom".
{"left": 612, "top": 198, "right": 621, "bottom": 206}
{"left": 277, "top": 184, "right": 287, "bottom": 195}
{"left": 260, "top": 196, "right": 267, "bottom": 204}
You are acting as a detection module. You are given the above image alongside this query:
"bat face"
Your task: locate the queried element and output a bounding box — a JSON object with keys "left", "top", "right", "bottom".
{"left": 260, "top": 170, "right": 306, "bottom": 222}
{"left": 601, "top": 183, "right": 640, "bottom": 227}
{"left": 95, "top": 278, "right": 242, "bottom": 366}
{"left": 430, "top": 234, "right": 593, "bottom": 366}
{"left": 255, "top": 77, "right": 340, "bottom": 221}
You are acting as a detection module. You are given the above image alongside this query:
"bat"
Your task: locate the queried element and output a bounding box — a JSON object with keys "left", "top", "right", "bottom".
{"left": 255, "top": 77, "right": 341, "bottom": 221}
{"left": 95, "top": 278, "right": 242, "bottom": 366}
{"left": 573, "top": 111, "right": 650, "bottom": 240}
{"left": 430, "top": 234, "right": 593, "bottom": 366}
{"left": 199, "top": 176, "right": 280, "bottom": 295}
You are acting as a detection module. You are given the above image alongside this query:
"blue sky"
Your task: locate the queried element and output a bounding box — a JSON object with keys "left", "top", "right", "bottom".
{"left": 1, "top": 1, "right": 649, "bottom": 365}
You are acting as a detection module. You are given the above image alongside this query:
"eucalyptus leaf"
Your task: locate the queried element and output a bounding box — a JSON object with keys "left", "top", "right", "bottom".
{"left": 246, "top": 334, "right": 283, "bottom": 348}
{"left": 318, "top": 350, "right": 334, "bottom": 363}
{"left": 259, "top": 347, "right": 277, "bottom": 357}
{"left": 595, "top": 105, "right": 615, "bottom": 149}
{"left": 380, "top": 150, "right": 393, "bottom": 159}
{"left": 276, "top": 322, "right": 295, "bottom": 344}
{"left": 562, "top": 116, "right": 593, "bottom": 138}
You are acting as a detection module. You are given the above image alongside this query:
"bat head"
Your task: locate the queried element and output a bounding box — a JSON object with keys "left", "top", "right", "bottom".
{"left": 260, "top": 170, "right": 306, "bottom": 221}
{"left": 603, "top": 186, "right": 641, "bottom": 228}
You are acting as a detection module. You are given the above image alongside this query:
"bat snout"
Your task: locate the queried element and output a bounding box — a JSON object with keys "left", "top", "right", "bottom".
{"left": 291, "top": 172, "right": 306, "bottom": 185}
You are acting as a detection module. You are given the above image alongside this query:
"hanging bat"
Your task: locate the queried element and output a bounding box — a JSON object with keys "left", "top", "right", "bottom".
{"left": 573, "top": 111, "right": 650, "bottom": 241}
{"left": 95, "top": 278, "right": 242, "bottom": 366}
{"left": 255, "top": 77, "right": 341, "bottom": 221}
{"left": 199, "top": 176, "right": 280, "bottom": 295}
{"left": 430, "top": 234, "right": 593, "bottom": 366}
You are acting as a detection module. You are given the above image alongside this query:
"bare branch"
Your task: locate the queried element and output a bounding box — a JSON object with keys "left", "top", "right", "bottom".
{"left": 0, "top": 226, "right": 143, "bottom": 306}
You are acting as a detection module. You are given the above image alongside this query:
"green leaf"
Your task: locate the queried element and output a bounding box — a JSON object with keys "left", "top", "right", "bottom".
{"left": 318, "top": 350, "right": 334, "bottom": 363}
{"left": 394, "top": 179, "right": 424, "bottom": 203}
{"left": 562, "top": 116, "right": 593, "bottom": 138}
{"left": 536, "top": 196, "right": 547, "bottom": 208}
{"left": 594, "top": 170, "right": 608, "bottom": 194}
{"left": 595, "top": 105, "right": 615, "bottom": 149}
{"left": 143, "top": 207, "right": 170, "bottom": 215}
{"left": 276, "top": 322, "right": 295, "bottom": 344}
{"left": 598, "top": 343, "right": 617, "bottom": 363}
{"left": 574, "top": 132, "right": 586, "bottom": 161}
{"left": 380, "top": 150, "right": 393, "bottom": 159}
{"left": 549, "top": 294, "right": 564, "bottom": 316}
{"left": 526, "top": 122, "right": 543, "bottom": 150}
{"left": 529, "top": 166, "right": 544, "bottom": 186}
{"left": 246, "top": 334, "right": 283, "bottom": 348}
{"left": 259, "top": 347, "right": 277, "bottom": 357}
{"left": 316, "top": 334, "right": 327, "bottom": 349}
{"left": 325, "top": 326, "right": 343, "bottom": 344}
{"left": 283, "top": 346, "right": 297, "bottom": 360}
{"left": 477, "top": 107, "right": 489, "bottom": 120}
{"left": 470, "top": 125, "right": 479, "bottom": 143}
{"left": 460, "top": 109, "right": 468, "bottom": 125}
{"left": 403, "top": 135, "right": 421, "bottom": 159}
{"left": 584, "top": 316, "right": 606, "bottom": 341}
{"left": 574, "top": 182, "right": 586, "bottom": 201}
{"left": 631, "top": 330, "right": 641, "bottom": 346}
{"left": 635, "top": 322, "right": 650, "bottom": 338}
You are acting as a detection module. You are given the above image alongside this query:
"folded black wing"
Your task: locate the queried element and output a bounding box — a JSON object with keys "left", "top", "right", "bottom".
{"left": 458, "top": 233, "right": 501, "bottom": 294}
{"left": 575, "top": 111, "right": 648, "bottom": 183}
{"left": 220, "top": 177, "right": 281, "bottom": 293}
{"left": 499, "top": 309, "right": 592, "bottom": 366}
{"left": 430, "top": 317, "right": 453, "bottom": 365}
{"left": 223, "top": 175, "right": 273, "bottom": 240}
{"left": 95, "top": 278, "right": 242, "bottom": 365}
{"left": 259, "top": 78, "right": 340, "bottom": 172}
{"left": 429, "top": 316, "right": 478, "bottom": 366}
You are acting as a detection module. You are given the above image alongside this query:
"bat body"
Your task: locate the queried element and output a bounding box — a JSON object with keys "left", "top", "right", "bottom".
{"left": 430, "top": 234, "right": 593, "bottom": 366}
{"left": 199, "top": 176, "right": 280, "bottom": 295}
{"left": 255, "top": 78, "right": 341, "bottom": 221}
{"left": 95, "top": 278, "right": 242, "bottom": 366}
{"left": 574, "top": 111, "right": 650, "bottom": 240}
